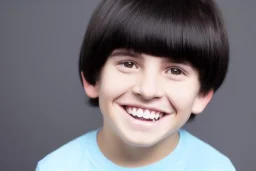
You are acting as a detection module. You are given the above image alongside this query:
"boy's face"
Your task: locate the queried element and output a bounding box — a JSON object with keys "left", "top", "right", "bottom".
{"left": 82, "top": 49, "right": 213, "bottom": 147}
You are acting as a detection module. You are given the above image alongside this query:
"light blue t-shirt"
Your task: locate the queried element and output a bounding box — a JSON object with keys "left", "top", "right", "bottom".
{"left": 36, "top": 129, "right": 235, "bottom": 171}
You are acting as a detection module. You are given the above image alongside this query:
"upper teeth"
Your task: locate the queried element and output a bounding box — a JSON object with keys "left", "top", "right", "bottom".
{"left": 126, "top": 106, "right": 164, "bottom": 120}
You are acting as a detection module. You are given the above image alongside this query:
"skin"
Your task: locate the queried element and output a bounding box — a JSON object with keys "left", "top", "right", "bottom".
{"left": 81, "top": 49, "right": 213, "bottom": 167}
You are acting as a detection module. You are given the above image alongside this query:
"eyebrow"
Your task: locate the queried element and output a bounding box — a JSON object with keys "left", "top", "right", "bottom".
{"left": 110, "top": 49, "right": 192, "bottom": 67}
{"left": 162, "top": 57, "right": 189, "bottom": 65}
{"left": 110, "top": 49, "right": 142, "bottom": 58}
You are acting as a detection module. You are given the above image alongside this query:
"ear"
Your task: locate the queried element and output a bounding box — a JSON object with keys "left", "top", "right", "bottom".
{"left": 192, "top": 89, "right": 214, "bottom": 114}
{"left": 81, "top": 72, "right": 99, "bottom": 98}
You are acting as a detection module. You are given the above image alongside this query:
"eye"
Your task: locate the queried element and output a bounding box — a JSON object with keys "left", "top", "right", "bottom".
{"left": 166, "top": 67, "right": 184, "bottom": 75}
{"left": 119, "top": 61, "right": 138, "bottom": 69}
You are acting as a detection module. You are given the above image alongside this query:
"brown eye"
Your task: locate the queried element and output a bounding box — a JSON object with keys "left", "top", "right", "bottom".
{"left": 121, "top": 61, "right": 137, "bottom": 69}
{"left": 167, "top": 68, "right": 183, "bottom": 75}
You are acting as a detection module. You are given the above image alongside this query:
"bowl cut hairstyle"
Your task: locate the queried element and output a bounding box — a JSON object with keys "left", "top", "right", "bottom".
{"left": 79, "top": 0, "right": 229, "bottom": 121}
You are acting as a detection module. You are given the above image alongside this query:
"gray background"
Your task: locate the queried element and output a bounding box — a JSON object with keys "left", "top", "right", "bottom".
{"left": 0, "top": 0, "right": 255, "bottom": 170}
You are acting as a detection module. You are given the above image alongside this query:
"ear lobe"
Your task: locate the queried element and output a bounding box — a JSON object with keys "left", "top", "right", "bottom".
{"left": 192, "top": 90, "right": 214, "bottom": 114}
{"left": 81, "top": 72, "right": 99, "bottom": 98}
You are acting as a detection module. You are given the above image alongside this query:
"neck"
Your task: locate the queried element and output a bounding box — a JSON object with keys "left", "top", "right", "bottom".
{"left": 97, "top": 126, "right": 180, "bottom": 168}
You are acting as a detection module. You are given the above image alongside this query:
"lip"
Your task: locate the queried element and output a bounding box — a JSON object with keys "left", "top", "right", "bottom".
{"left": 119, "top": 104, "right": 165, "bottom": 130}
{"left": 120, "top": 106, "right": 163, "bottom": 127}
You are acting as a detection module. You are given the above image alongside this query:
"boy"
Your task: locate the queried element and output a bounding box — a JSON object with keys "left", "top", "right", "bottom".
{"left": 36, "top": 0, "right": 236, "bottom": 170}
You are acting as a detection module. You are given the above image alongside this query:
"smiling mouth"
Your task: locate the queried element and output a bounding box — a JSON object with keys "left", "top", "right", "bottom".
{"left": 121, "top": 105, "right": 167, "bottom": 122}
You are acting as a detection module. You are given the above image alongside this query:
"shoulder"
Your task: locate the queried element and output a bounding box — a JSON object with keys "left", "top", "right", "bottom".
{"left": 180, "top": 129, "right": 236, "bottom": 171}
{"left": 35, "top": 129, "right": 98, "bottom": 171}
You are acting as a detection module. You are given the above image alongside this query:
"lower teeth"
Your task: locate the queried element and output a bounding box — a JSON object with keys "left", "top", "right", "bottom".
{"left": 132, "top": 115, "right": 159, "bottom": 122}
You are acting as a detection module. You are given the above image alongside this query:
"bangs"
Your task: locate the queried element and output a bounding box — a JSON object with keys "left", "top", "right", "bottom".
{"left": 81, "top": 0, "right": 228, "bottom": 92}
{"left": 93, "top": 0, "right": 227, "bottom": 65}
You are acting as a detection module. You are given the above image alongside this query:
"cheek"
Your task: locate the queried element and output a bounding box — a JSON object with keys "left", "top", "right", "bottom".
{"left": 165, "top": 80, "right": 199, "bottom": 111}
{"left": 99, "top": 65, "right": 136, "bottom": 100}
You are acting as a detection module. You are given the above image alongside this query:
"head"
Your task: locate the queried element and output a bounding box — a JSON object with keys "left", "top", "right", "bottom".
{"left": 79, "top": 0, "right": 229, "bottom": 147}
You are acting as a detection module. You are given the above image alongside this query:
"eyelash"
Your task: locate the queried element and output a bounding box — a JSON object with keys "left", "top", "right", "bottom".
{"left": 166, "top": 67, "right": 186, "bottom": 76}
{"left": 118, "top": 61, "right": 186, "bottom": 76}
{"left": 118, "top": 61, "right": 138, "bottom": 69}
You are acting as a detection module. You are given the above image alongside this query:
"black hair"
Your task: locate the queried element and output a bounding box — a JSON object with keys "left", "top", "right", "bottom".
{"left": 79, "top": 0, "right": 229, "bottom": 121}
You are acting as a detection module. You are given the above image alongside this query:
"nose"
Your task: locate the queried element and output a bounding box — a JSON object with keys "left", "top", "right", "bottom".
{"left": 132, "top": 72, "right": 164, "bottom": 100}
